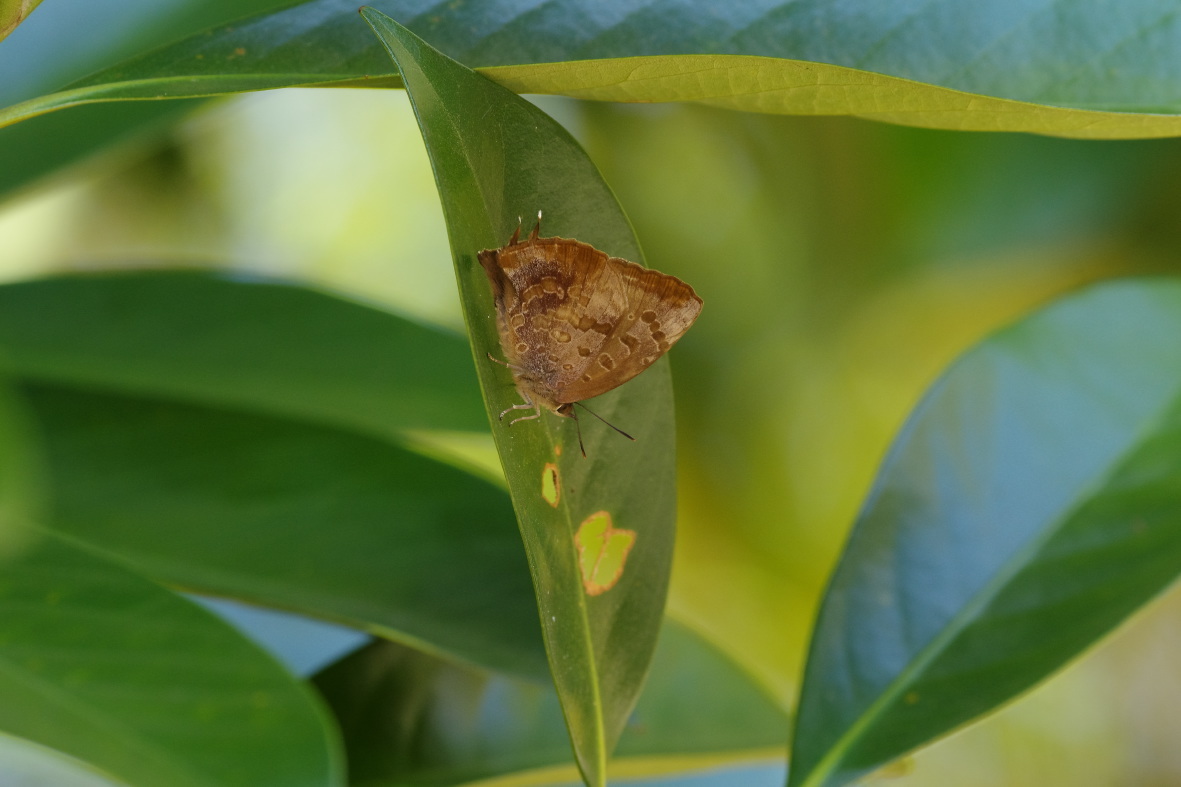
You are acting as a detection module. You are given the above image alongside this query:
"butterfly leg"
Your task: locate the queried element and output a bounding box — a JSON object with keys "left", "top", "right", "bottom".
{"left": 487, "top": 352, "right": 519, "bottom": 370}
{"left": 508, "top": 408, "right": 542, "bottom": 426}
{"left": 499, "top": 394, "right": 541, "bottom": 425}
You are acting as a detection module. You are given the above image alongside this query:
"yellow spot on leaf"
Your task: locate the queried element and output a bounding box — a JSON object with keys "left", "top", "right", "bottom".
{"left": 575, "top": 511, "right": 635, "bottom": 596}
{"left": 541, "top": 463, "right": 560, "bottom": 507}
{"left": 874, "top": 758, "right": 915, "bottom": 778}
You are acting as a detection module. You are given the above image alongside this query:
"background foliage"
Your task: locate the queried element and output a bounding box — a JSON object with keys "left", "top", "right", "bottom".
{"left": 4, "top": 1, "right": 1181, "bottom": 786}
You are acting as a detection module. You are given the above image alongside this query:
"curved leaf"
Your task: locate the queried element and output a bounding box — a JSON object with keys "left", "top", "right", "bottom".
{"left": 5, "top": 1, "right": 1181, "bottom": 138}
{"left": 313, "top": 619, "right": 787, "bottom": 785}
{"left": 790, "top": 279, "right": 1181, "bottom": 786}
{"left": 0, "top": 272, "right": 546, "bottom": 678}
{"left": 27, "top": 383, "right": 547, "bottom": 679}
{"left": 0, "top": 532, "right": 344, "bottom": 787}
{"left": 362, "top": 10, "right": 679, "bottom": 786}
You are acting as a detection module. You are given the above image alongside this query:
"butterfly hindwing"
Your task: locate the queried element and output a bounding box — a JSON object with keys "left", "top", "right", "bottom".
{"left": 557, "top": 255, "right": 701, "bottom": 403}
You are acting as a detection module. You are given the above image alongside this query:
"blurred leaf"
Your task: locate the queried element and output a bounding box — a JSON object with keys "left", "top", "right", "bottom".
{"left": 313, "top": 619, "right": 787, "bottom": 785}
{"left": 0, "top": 101, "right": 201, "bottom": 205}
{"left": 27, "top": 383, "right": 547, "bottom": 679}
{"left": 0, "top": 0, "right": 296, "bottom": 104}
{"left": 0, "top": 272, "right": 486, "bottom": 436}
{"left": 0, "top": 0, "right": 42, "bottom": 43}
{"left": 363, "top": 10, "right": 679, "bottom": 786}
{"left": 0, "top": 376, "right": 42, "bottom": 551}
{"left": 790, "top": 279, "right": 1181, "bottom": 787}
{"left": 5, "top": 2, "right": 1181, "bottom": 138}
{"left": 0, "top": 0, "right": 297, "bottom": 201}
{"left": 0, "top": 532, "right": 344, "bottom": 787}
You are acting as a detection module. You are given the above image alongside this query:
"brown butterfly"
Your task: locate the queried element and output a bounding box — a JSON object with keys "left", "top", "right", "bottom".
{"left": 478, "top": 213, "right": 702, "bottom": 451}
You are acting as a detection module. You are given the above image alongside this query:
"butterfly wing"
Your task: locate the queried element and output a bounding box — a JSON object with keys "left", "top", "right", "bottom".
{"left": 480, "top": 234, "right": 702, "bottom": 407}
{"left": 555, "top": 252, "right": 702, "bottom": 403}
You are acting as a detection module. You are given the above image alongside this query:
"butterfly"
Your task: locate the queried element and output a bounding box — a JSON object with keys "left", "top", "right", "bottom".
{"left": 478, "top": 213, "right": 703, "bottom": 451}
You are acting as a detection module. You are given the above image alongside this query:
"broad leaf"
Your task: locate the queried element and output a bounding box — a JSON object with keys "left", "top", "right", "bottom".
{"left": 0, "top": 381, "right": 341, "bottom": 787}
{"left": 5, "top": 1, "right": 1181, "bottom": 138}
{"left": 790, "top": 279, "right": 1181, "bottom": 786}
{"left": 363, "top": 10, "right": 679, "bottom": 786}
{"left": 0, "top": 531, "right": 344, "bottom": 787}
{"left": 314, "top": 619, "right": 788, "bottom": 785}
{"left": 26, "top": 383, "right": 547, "bottom": 679}
{"left": 0, "top": 272, "right": 486, "bottom": 436}
{"left": 0, "top": 272, "right": 546, "bottom": 677}
{"left": 0, "top": 318, "right": 351, "bottom": 787}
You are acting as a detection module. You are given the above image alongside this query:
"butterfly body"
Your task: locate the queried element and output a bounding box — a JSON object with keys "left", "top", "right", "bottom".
{"left": 478, "top": 218, "right": 702, "bottom": 429}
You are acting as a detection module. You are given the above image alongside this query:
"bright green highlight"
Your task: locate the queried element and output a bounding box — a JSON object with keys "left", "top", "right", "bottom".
{"left": 575, "top": 511, "right": 636, "bottom": 596}
{"left": 4, "top": 55, "right": 1181, "bottom": 140}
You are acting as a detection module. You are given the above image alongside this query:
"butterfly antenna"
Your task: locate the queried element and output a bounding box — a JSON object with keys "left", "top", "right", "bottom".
{"left": 530, "top": 210, "right": 542, "bottom": 241}
{"left": 574, "top": 402, "right": 636, "bottom": 442}
{"left": 570, "top": 406, "right": 587, "bottom": 457}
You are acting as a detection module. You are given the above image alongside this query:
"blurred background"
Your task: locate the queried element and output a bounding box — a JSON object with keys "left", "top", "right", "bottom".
{"left": 4, "top": 87, "right": 1181, "bottom": 785}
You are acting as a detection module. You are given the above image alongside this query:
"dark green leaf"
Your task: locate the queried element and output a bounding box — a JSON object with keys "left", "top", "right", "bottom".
{"left": 0, "top": 531, "right": 344, "bottom": 787}
{"left": 28, "top": 383, "right": 547, "bottom": 679}
{"left": 0, "top": 375, "right": 42, "bottom": 542}
{"left": 314, "top": 619, "right": 788, "bottom": 785}
{"left": 362, "top": 10, "right": 679, "bottom": 786}
{"left": 0, "top": 271, "right": 486, "bottom": 435}
{"left": 790, "top": 279, "right": 1181, "bottom": 786}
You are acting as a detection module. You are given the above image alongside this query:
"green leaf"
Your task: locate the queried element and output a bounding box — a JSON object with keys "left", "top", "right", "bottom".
{"left": 0, "top": 0, "right": 43, "bottom": 43}
{"left": 5, "top": 1, "right": 1181, "bottom": 139}
{"left": 26, "top": 383, "right": 547, "bottom": 679}
{"left": 0, "top": 376, "right": 42, "bottom": 551}
{"left": 0, "top": 272, "right": 486, "bottom": 436}
{"left": 362, "top": 10, "right": 679, "bottom": 786}
{"left": 0, "top": 272, "right": 545, "bottom": 677}
{"left": 0, "top": 0, "right": 297, "bottom": 201}
{"left": 0, "top": 531, "right": 344, "bottom": 787}
{"left": 789, "top": 279, "right": 1181, "bottom": 787}
{"left": 0, "top": 101, "right": 202, "bottom": 206}
{"left": 314, "top": 618, "right": 788, "bottom": 785}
